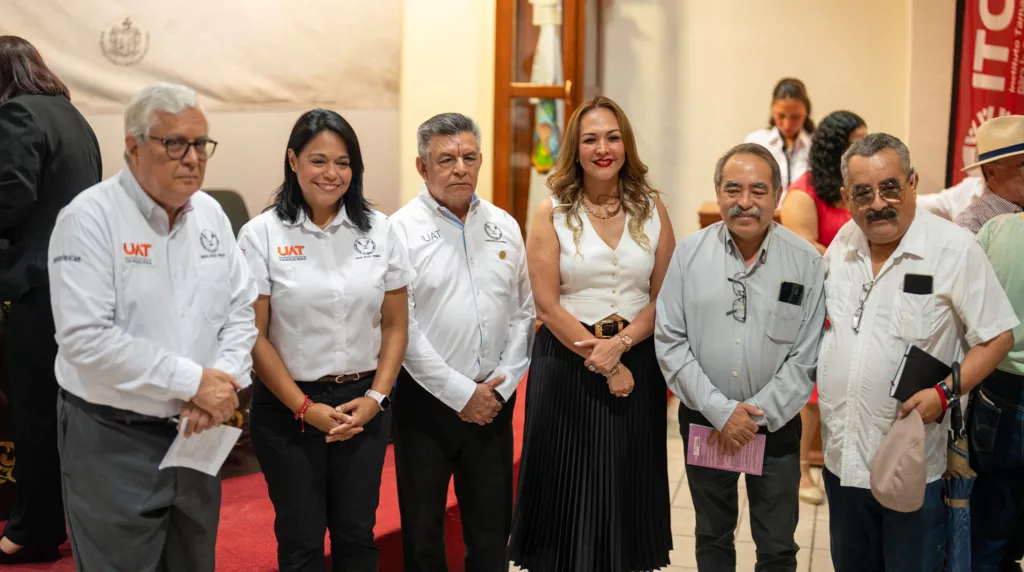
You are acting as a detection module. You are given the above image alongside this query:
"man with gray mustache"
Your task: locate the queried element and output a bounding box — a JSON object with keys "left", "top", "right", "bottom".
{"left": 656, "top": 142, "right": 825, "bottom": 571}
{"left": 817, "top": 133, "right": 1015, "bottom": 571}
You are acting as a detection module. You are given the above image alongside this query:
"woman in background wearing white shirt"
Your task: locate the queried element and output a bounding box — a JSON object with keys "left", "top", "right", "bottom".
{"left": 238, "top": 110, "right": 410, "bottom": 572}
{"left": 509, "top": 96, "right": 676, "bottom": 571}
{"left": 745, "top": 77, "right": 815, "bottom": 200}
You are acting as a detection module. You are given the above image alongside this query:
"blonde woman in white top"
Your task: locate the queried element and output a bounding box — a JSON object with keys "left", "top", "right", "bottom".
{"left": 509, "top": 96, "right": 676, "bottom": 572}
{"left": 745, "top": 77, "right": 815, "bottom": 199}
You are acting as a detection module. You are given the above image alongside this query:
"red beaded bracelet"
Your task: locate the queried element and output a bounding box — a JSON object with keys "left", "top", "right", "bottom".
{"left": 295, "top": 395, "right": 312, "bottom": 432}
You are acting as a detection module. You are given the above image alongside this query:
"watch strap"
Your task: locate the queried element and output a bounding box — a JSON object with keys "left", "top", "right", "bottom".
{"left": 365, "top": 389, "right": 389, "bottom": 411}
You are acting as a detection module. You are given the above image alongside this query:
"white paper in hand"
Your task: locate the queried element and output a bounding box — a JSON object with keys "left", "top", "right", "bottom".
{"left": 159, "top": 417, "right": 242, "bottom": 477}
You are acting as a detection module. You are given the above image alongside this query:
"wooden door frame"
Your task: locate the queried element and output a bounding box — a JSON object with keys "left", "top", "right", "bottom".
{"left": 492, "top": 0, "right": 586, "bottom": 225}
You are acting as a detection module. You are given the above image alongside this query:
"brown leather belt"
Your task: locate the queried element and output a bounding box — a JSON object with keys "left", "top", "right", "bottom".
{"left": 315, "top": 370, "right": 376, "bottom": 384}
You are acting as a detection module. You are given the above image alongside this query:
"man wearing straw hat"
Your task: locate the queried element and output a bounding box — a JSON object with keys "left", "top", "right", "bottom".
{"left": 954, "top": 116, "right": 1024, "bottom": 233}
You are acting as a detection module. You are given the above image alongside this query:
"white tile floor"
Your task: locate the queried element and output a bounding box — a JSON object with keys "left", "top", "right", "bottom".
{"left": 512, "top": 397, "right": 834, "bottom": 571}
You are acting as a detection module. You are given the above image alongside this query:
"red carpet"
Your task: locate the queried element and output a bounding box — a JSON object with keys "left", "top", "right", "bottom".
{"left": 3, "top": 379, "right": 527, "bottom": 572}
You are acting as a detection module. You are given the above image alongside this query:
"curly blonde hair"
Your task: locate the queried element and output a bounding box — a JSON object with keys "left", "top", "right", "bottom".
{"left": 548, "top": 96, "right": 658, "bottom": 253}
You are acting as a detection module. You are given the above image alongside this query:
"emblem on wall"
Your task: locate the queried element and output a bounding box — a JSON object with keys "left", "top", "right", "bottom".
{"left": 100, "top": 18, "right": 149, "bottom": 66}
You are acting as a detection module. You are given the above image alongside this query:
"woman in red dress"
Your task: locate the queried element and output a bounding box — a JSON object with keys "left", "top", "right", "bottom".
{"left": 779, "top": 110, "right": 866, "bottom": 504}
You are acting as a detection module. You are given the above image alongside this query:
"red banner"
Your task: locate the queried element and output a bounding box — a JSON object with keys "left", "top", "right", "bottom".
{"left": 948, "top": 0, "right": 1024, "bottom": 185}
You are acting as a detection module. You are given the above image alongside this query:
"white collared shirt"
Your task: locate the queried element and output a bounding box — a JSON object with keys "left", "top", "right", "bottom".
{"left": 390, "top": 187, "right": 535, "bottom": 411}
{"left": 917, "top": 175, "right": 986, "bottom": 221}
{"left": 744, "top": 126, "right": 812, "bottom": 199}
{"left": 237, "top": 207, "right": 412, "bottom": 381}
{"left": 818, "top": 212, "right": 1018, "bottom": 488}
{"left": 48, "top": 168, "right": 259, "bottom": 418}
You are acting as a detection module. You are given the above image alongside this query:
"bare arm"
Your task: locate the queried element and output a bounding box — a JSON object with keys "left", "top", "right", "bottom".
{"left": 780, "top": 189, "right": 825, "bottom": 254}
{"left": 619, "top": 198, "right": 676, "bottom": 344}
{"left": 372, "top": 287, "right": 409, "bottom": 397}
{"left": 251, "top": 296, "right": 306, "bottom": 413}
{"left": 527, "top": 198, "right": 599, "bottom": 358}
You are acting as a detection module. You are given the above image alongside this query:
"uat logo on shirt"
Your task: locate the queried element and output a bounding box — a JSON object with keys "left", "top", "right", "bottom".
{"left": 277, "top": 245, "right": 307, "bottom": 261}
{"left": 123, "top": 242, "right": 154, "bottom": 265}
{"left": 123, "top": 242, "right": 152, "bottom": 257}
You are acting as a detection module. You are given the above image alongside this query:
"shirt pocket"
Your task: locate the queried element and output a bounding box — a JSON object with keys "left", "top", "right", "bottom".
{"left": 767, "top": 301, "right": 802, "bottom": 344}
{"left": 893, "top": 292, "right": 934, "bottom": 344}
{"left": 197, "top": 260, "right": 231, "bottom": 324}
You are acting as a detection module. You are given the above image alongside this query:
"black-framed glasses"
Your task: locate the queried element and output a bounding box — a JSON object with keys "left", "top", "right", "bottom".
{"left": 147, "top": 136, "right": 218, "bottom": 161}
{"left": 851, "top": 280, "right": 876, "bottom": 333}
{"left": 726, "top": 273, "right": 747, "bottom": 323}
{"left": 849, "top": 170, "right": 915, "bottom": 207}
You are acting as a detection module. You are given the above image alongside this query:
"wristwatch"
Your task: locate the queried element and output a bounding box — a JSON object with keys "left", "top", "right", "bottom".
{"left": 493, "top": 389, "right": 507, "bottom": 404}
{"left": 937, "top": 379, "right": 958, "bottom": 409}
{"left": 365, "top": 389, "right": 391, "bottom": 411}
{"left": 618, "top": 332, "right": 633, "bottom": 351}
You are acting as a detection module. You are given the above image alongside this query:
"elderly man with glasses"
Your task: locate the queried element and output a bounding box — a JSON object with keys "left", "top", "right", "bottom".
{"left": 46, "top": 83, "right": 256, "bottom": 571}
{"left": 656, "top": 142, "right": 825, "bottom": 572}
{"left": 816, "top": 133, "right": 1017, "bottom": 571}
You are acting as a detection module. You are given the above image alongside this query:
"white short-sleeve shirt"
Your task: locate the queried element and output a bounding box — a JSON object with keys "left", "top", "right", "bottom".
{"left": 237, "top": 206, "right": 412, "bottom": 381}
{"left": 818, "top": 211, "right": 1018, "bottom": 488}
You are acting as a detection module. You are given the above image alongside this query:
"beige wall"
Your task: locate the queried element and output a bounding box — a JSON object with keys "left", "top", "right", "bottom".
{"left": 81, "top": 0, "right": 505, "bottom": 221}
{"left": 603, "top": 0, "right": 956, "bottom": 236}
{"left": 84, "top": 110, "right": 401, "bottom": 217}
{"left": 398, "top": 0, "right": 496, "bottom": 205}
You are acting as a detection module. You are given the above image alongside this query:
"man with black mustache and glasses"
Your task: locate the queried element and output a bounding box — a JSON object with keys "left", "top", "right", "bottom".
{"left": 656, "top": 142, "right": 825, "bottom": 571}
{"left": 817, "top": 133, "right": 1016, "bottom": 571}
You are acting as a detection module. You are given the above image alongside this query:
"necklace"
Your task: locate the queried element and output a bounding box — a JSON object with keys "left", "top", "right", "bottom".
{"left": 582, "top": 195, "right": 621, "bottom": 220}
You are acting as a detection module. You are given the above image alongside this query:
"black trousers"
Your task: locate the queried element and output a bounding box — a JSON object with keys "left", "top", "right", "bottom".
{"left": 680, "top": 406, "right": 801, "bottom": 572}
{"left": 251, "top": 377, "right": 391, "bottom": 572}
{"left": 2, "top": 287, "right": 65, "bottom": 548}
{"left": 393, "top": 368, "right": 515, "bottom": 572}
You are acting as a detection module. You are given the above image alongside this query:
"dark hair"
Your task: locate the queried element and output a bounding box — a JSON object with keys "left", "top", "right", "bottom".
{"left": 841, "top": 133, "right": 913, "bottom": 186}
{"left": 714, "top": 142, "right": 783, "bottom": 198}
{"left": 417, "top": 112, "right": 481, "bottom": 160}
{"left": 768, "top": 77, "right": 814, "bottom": 133}
{"left": 809, "top": 111, "right": 866, "bottom": 206}
{"left": 270, "top": 109, "right": 372, "bottom": 232}
{"left": 0, "top": 36, "right": 70, "bottom": 104}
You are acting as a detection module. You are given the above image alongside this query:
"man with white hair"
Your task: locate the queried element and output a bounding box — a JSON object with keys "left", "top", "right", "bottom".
{"left": 47, "top": 83, "right": 258, "bottom": 570}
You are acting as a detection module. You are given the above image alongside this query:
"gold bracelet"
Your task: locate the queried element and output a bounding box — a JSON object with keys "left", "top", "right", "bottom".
{"left": 604, "top": 361, "right": 620, "bottom": 378}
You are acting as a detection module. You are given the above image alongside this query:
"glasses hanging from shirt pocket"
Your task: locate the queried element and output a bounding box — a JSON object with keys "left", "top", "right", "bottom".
{"left": 767, "top": 301, "right": 802, "bottom": 344}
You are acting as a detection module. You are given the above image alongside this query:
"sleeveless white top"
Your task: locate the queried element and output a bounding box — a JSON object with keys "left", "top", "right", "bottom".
{"left": 551, "top": 196, "right": 660, "bottom": 324}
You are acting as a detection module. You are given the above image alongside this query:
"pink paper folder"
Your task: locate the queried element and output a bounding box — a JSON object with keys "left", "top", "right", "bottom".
{"left": 686, "top": 424, "right": 766, "bottom": 476}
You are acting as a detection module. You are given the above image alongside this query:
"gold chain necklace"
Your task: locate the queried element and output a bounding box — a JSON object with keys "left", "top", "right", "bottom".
{"left": 582, "top": 195, "right": 621, "bottom": 220}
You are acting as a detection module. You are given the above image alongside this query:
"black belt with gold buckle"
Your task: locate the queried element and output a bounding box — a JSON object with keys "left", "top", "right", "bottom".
{"left": 316, "top": 370, "right": 376, "bottom": 384}
{"left": 592, "top": 318, "right": 626, "bottom": 339}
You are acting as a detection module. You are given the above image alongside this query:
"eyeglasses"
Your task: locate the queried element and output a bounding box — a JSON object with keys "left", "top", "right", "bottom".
{"left": 726, "top": 273, "right": 747, "bottom": 323}
{"left": 851, "top": 280, "right": 876, "bottom": 333}
{"left": 147, "top": 136, "right": 218, "bottom": 161}
{"left": 848, "top": 169, "right": 915, "bottom": 208}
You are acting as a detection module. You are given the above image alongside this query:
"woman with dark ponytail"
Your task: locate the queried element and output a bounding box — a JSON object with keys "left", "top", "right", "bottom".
{"left": 745, "top": 78, "right": 815, "bottom": 197}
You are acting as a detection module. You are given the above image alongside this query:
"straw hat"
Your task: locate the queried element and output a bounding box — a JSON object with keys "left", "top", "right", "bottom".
{"left": 963, "top": 115, "right": 1024, "bottom": 171}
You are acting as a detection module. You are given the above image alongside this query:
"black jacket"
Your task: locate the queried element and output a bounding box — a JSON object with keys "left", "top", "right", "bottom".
{"left": 0, "top": 94, "right": 101, "bottom": 301}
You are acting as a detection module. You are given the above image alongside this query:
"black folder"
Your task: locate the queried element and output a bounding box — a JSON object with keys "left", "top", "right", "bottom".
{"left": 890, "top": 345, "right": 951, "bottom": 403}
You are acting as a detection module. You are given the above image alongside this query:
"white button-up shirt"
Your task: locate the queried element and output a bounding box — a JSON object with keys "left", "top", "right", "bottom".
{"left": 237, "top": 207, "right": 412, "bottom": 381}
{"left": 744, "top": 126, "right": 812, "bottom": 197}
{"left": 390, "top": 187, "right": 535, "bottom": 411}
{"left": 48, "top": 168, "right": 259, "bottom": 418}
{"left": 819, "top": 212, "right": 1018, "bottom": 488}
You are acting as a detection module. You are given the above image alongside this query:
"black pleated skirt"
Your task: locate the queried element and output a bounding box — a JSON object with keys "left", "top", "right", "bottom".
{"left": 508, "top": 325, "right": 672, "bottom": 572}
